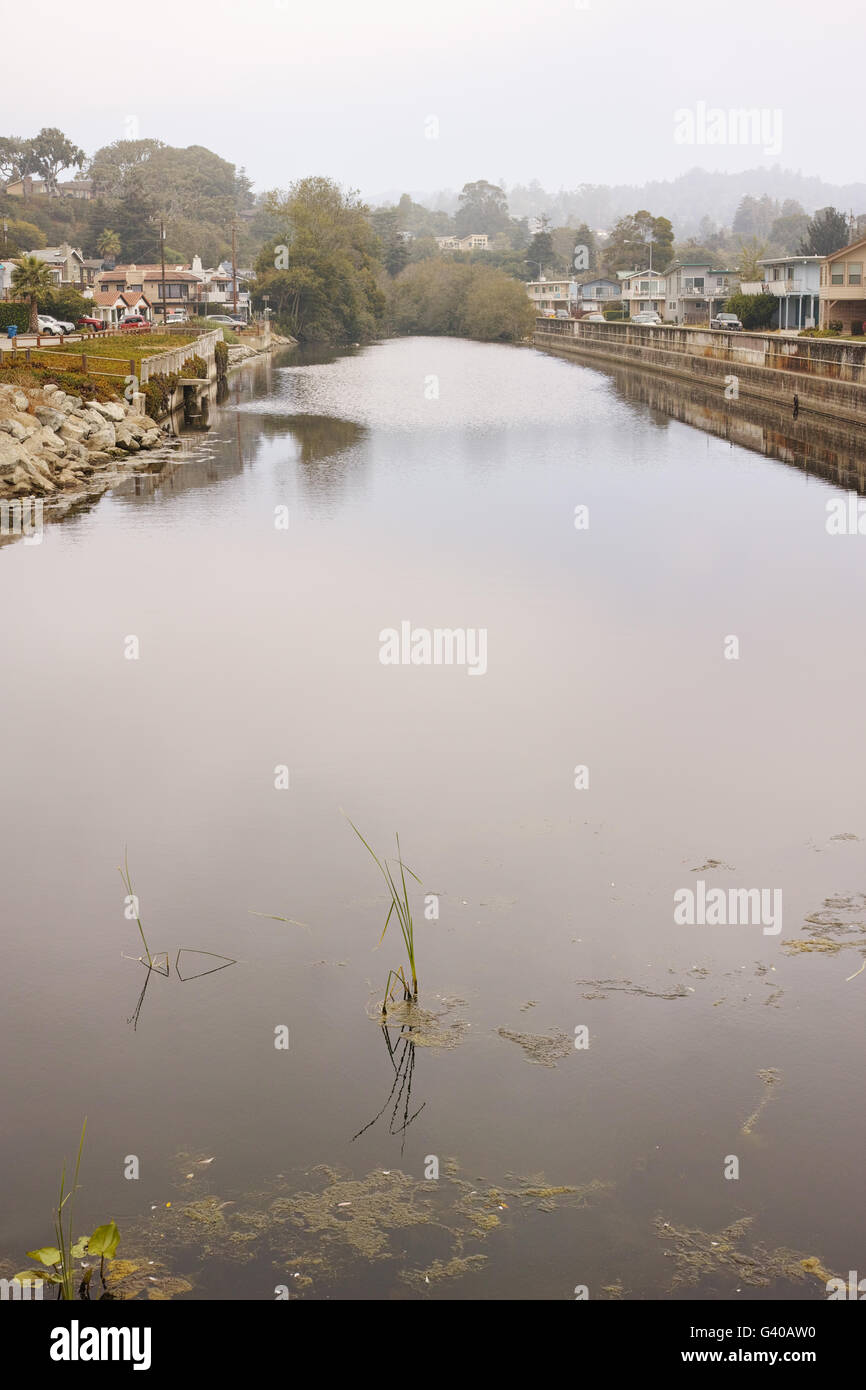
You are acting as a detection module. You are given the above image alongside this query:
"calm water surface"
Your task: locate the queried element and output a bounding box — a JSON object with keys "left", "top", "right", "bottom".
{"left": 1, "top": 337, "right": 864, "bottom": 1299}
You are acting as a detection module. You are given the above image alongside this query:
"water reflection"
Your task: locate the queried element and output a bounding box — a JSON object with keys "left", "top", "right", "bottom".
{"left": 602, "top": 363, "right": 866, "bottom": 493}
{"left": 352, "top": 1027, "right": 426, "bottom": 1155}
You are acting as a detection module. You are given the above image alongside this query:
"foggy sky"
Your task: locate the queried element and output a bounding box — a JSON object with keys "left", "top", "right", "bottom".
{"left": 6, "top": 0, "right": 860, "bottom": 200}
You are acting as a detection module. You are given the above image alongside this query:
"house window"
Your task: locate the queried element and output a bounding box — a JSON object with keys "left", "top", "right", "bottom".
{"left": 831, "top": 266, "right": 845, "bottom": 285}
{"left": 848, "top": 263, "right": 862, "bottom": 286}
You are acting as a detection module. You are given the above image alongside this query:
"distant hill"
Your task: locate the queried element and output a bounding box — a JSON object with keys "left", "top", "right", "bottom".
{"left": 371, "top": 167, "right": 866, "bottom": 235}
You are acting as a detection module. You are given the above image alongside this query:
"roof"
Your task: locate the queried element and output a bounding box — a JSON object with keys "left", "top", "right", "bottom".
{"left": 758, "top": 255, "right": 822, "bottom": 265}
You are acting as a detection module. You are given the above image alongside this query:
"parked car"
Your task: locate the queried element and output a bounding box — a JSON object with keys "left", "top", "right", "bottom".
{"left": 53, "top": 318, "right": 75, "bottom": 335}
{"left": 36, "top": 315, "right": 64, "bottom": 336}
{"left": 710, "top": 311, "right": 743, "bottom": 331}
{"left": 631, "top": 311, "right": 663, "bottom": 326}
{"left": 582, "top": 312, "right": 606, "bottom": 322}
{"left": 119, "top": 315, "right": 151, "bottom": 330}
{"left": 555, "top": 309, "right": 571, "bottom": 319}
{"left": 164, "top": 312, "right": 189, "bottom": 325}
{"left": 205, "top": 314, "right": 246, "bottom": 330}
{"left": 76, "top": 316, "right": 106, "bottom": 332}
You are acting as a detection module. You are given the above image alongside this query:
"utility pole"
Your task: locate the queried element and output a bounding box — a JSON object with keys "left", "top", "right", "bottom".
{"left": 160, "top": 219, "right": 167, "bottom": 327}
{"left": 231, "top": 221, "right": 238, "bottom": 316}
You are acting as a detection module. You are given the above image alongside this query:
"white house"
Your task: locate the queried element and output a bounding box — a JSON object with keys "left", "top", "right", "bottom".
{"left": 526, "top": 277, "right": 575, "bottom": 314}
{"left": 663, "top": 263, "right": 738, "bottom": 324}
{"left": 758, "top": 255, "right": 822, "bottom": 330}
{"left": 620, "top": 268, "right": 667, "bottom": 318}
{"left": 436, "top": 234, "right": 490, "bottom": 252}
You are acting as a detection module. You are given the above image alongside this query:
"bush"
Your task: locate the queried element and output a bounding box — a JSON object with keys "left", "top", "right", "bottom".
{"left": 0, "top": 360, "right": 115, "bottom": 401}
{"left": 214, "top": 339, "right": 228, "bottom": 380}
{"left": 141, "top": 371, "right": 179, "bottom": 419}
{"left": 723, "top": 292, "right": 777, "bottom": 331}
{"left": 851, "top": 321, "right": 864, "bottom": 336}
{"left": 0, "top": 303, "right": 31, "bottom": 333}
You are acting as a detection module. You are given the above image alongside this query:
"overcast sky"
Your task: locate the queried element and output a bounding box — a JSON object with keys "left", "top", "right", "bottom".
{"left": 6, "top": 0, "right": 861, "bottom": 199}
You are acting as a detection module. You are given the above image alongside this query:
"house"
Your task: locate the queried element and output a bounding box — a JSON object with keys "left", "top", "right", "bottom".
{"left": 29, "top": 243, "right": 87, "bottom": 288}
{"left": 58, "top": 179, "right": 94, "bottom": 200}
{"left": 0, "top": 259, "right": 18, "bottom": 299}
{"left": 526, "top": 277, "right": 575, "bottom": 314}
{"left": 435, "top": 234, "right": 490, "bottom": 252}
{"left": 4, "top": 176, "right": 49, "bottom": 198}
{"left": 662, "top": 263, "right": 738, "bottom": 324}
{"left": 757, "top": 256, "right": 821, "bottom": 330}
{"left": 819, "top": 236, "right": 866, "bottom": 332}
{"left": 573, "top": 277, "right": 621, "bottom": 312}
{"left": 91, "top": 289, "right": 153, "bottom": 326}
{"left": 96, "top": 264, "right": 201, "bottom": 319}
{"left": 81, "top": 259, "right": 105, "bottom": 288}
{"left": 620, "top": 268, "right": 667, "bottom": 318}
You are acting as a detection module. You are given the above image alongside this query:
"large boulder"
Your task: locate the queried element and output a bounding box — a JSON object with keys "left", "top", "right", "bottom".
{"left": 87, "top": 424, "right": 116, "bottom": 452}
{"left": 92, "top": 400, "right": 126, "bottom": 423}
{"left": 34, "top": 405, "right": 66, "bottom": 431}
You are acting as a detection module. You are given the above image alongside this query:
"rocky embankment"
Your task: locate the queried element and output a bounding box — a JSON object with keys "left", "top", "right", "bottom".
{"left": 227, "top": 331, "right": 296, "bottom": 367}
{"left": 0, "top": 382, "right": 174, "bottom": 501}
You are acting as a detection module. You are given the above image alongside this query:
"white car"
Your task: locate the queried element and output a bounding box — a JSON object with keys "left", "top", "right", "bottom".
{"left": 631, "top": 311, "right": 663, "bottom": 326}
{"left": 37, "top": 315, "right": 65, "bottom": 336}
{"left": 206, "top": 314, "right": 246, "bottom": 330}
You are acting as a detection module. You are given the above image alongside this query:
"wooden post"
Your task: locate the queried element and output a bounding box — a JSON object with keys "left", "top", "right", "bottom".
{"left": 25, "top": 348, "right": 31, "bottom": 364}
{"left": 129, "top": 359, "right": 135, "bottom": 378}
{"left": 81, "top": 355, "right": 87, "bottom": 373}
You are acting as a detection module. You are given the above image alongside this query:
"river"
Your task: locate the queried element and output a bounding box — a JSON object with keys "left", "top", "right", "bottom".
{"left": 1, "top": 335, "right": 863, "bottom": 1300}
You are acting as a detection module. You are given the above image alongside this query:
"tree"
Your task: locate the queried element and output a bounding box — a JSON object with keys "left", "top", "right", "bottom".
{"left": 462, "top": 267, "right": 535, "bottom": 341}
{"left": 724, "top": 291, "right": 777, "bottom": 330}
{"left": 769, "top": 202, "right": 809, "bottom": 254}
{"left": 0, "top": 136, "right": 24, "bottom": 184}
{"left": 736, "top": 237, "right": 769, "bottom": 282}
{"left": 571, "top": 223, "right": 597, "bottom": 277}
{"left": 87, "top": 138, "right": 165, "bottom": 199}
{"left": 1, "top": 218, "right": 46, "bottom": 254}
{"left": 799, "top": 206, "right": 850, "bottom": 256}
{"left": 732, "top": 195, "right": 779, "bottom": 241}
{"left": 388, "top": 259, "right": 533, "bottom": 341}
{"left": 97, "top": 228, "right": 121, "bottom": 260}
{"left": 253, "top": 178, "right": 385, "bottom": 343}
{"left": 603, "top": 211, "right": 674, "bottom": 274}
{"left": 21, "top": 128, "right": 86, "bottom": 194}
{"left": 454, "top": 180, "right": 511, "bottom": 238}
{"left": 527, "top": 228, "right": 555, "bottom": 274}
{"left": 11, "top": 254, "right": 56, "bottom": 331}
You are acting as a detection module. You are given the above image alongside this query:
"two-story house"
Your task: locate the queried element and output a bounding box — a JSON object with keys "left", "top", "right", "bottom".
{"left": 620, "top": 268, "right": 667, "bottom": 318}
{"left": 526, "top": 277, "right": 575, "bottom": 314}
{"left": 663, "top": 263, "right": 738, "bottom": 324}
{"left": 95, "top": 264, "right": 201, "bottom": 320}
{"left": 573, "top": 277, "right": 621, "bottom": 312}
{"left": 29, "top": 243, "right": 87, "bottom": 288}
{"left": 758, "top": 256, "right": 821, "bottom": 330}
{"left": 819, "top": 235, "right": 866, "bottom": 332}
{"left": 435, "top": 234, "right": 490, "bottom": 252}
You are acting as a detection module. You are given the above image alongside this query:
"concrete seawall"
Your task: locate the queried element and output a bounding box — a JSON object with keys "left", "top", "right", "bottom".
{"left": 533, "top": 319, "right": 866, "bottom": 427}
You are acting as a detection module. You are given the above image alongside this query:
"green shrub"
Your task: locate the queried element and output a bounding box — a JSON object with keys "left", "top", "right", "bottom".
{"left": 214, "top": 339, "right": 228, "bottom": 380}
{"left": 182, "top": 353, "right": 207, "bottom": 380}
{"left": 142, "top": 370, "right": 180, "bottom": 419}
{"left": 0, "top": 360, "right": 115, "bottom": 401}
{"left": 0, "top": 303, "right": 31, "bottom": 332}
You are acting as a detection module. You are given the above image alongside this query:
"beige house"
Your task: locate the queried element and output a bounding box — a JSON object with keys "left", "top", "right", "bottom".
{"left": 29, "top": 243, "right": 87, "bottom": 287}
{"left": 819, "top": 236, "right": 866, "bottom": 332}
{"left": 435, "top": 234, "right": 490, "bottom": 252}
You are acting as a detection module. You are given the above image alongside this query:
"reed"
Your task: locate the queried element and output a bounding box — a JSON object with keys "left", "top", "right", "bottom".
{"left": 345, "top": 817, "right": 421, "bottom": 1010}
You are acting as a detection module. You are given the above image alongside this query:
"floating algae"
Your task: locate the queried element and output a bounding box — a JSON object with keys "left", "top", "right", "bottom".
{"left": 741, "top": 1068, "right": 781, "bottom": 1135}
{"left": 400, "top": 1254, "right": 487, "bottom": 1290}
{"left": 654, "top": 1214, "right": 836, "bottom": 1293}
{"left": 575, "top": 977, "right": 689, "bottom": 1001}
{"left": 495, "top": 1027, "right": 572, "bottom": 1067}
{"left": 366, "top": 995, "right": 469, "bottom": 1050}
{"left": 691, "top": 859, "right": 734, "bottom": 871}
{"left": 782, "top": 894, "right": 866, "bottom": 964}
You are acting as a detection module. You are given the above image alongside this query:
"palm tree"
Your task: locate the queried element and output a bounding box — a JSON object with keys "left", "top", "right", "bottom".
{"left": 97, "top": 229, "right": 121, "bottom": 261}
{"left": 11, "top": 254, "right": 55, "bottom": 332}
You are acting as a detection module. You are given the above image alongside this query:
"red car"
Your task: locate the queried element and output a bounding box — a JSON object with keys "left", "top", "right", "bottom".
{"left": 119, "top": 315, "right": 151, "bottom": 331}
{"left": 76, "top": 316, "right": 106, "bottom": 332}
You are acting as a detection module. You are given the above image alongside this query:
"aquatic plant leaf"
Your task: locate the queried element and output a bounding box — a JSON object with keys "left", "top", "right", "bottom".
{"left": 175, "top": 949, "right": 237, "bottom": 981}
{"left": 88, "top": 1221, "right": 120, "bottom": 1259}
{"left": 71, "top": 1236, "right": 89, "bottom": 1258}
{"left": 15, "top": 1269, "right": 58, "bottom": 1284}
{"left": 26, "top": 1246, "right": 61, "bottom": 1266}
